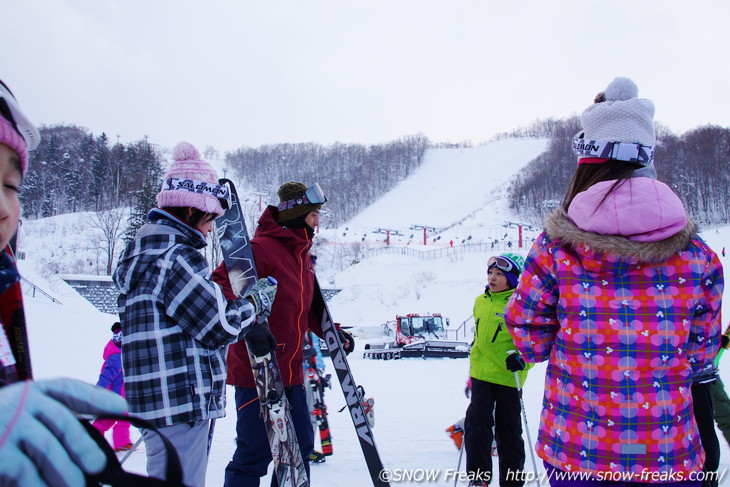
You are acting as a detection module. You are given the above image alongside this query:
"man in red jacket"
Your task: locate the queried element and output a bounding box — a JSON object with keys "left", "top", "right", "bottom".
{"left": 215, "top": 181, "right": 352, "bottom": 487}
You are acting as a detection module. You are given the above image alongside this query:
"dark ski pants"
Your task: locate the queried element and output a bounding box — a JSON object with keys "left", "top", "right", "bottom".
{"left": 692, "top": 381, "right": 720, "bottom": 487}
{"left": 465, "top": 377, "right": 525, "bottom": 487}
{"left": 711, "top": 376, "right": 730, "bottom": 447}
{"left": 224, "top": 385, "right": 313, "bottom": 487}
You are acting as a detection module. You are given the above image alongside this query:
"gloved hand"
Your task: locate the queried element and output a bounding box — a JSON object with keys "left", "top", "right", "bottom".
{"left": 506, "top": 352, "right": 527, "bottom": 372}
{"left": 245, "top": 277, "right": 277, "bottom": 321}
{"left": 0, "top": 378, "right": 128, "bottom": 487}
{"left": 302, "top": 341, "right": 317, "bottom": 360}
{"left": 464, "top": 378, "right": 472, "bottom": 398}
{"left": 245, "top": 322, "right": 277, "bottom": 357}
{"left": 337, "top": 328, "right": 354, "bottom": 355}
{"left": 722, "top": 334, "right": 729, "bottom": 349}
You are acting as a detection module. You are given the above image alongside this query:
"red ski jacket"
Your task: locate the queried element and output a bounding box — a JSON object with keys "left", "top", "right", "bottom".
{"left": 214, "top": 206, "right": 323, "bottom": 388}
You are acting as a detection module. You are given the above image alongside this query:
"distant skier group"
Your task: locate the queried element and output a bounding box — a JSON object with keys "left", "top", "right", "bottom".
{"left": 0, "top": 75, "right": 727, "bottom": 487}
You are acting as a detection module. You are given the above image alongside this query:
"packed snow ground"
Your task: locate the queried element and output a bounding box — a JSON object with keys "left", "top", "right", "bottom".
{"left": 17, "top": 139, "right": 730, "bottom": 486}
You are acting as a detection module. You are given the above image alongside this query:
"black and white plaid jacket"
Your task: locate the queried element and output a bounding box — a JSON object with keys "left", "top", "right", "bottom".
{"left": 113, "top": 209, "right": 255, "bottom": 427}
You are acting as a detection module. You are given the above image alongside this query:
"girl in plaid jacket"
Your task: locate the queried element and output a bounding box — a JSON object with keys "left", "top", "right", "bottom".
{"left": 505, "top": 78, "right": 723, "bottom": 486}
{"left": 114, "top": 142, "right": 274, "bottom": 487}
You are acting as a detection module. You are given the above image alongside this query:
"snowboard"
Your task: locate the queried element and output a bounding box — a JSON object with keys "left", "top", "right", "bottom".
{"left": 311, "top": 276, "right": 389, "bottom": 487}
{"left": 0, "top": 234, "right": 32, "bottom": 386}
{"left": 216, "top": 179, "right": 308, "bottom": 487}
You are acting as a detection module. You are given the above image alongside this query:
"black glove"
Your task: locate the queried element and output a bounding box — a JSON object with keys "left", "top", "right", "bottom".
{"left": 338, "top": 329, "right": 354, "bottom": 355}
{"left": 506, "top": 352, "right": 526, "bottom": 372}
{"left": 245, "top": 322, "right": 277, "bottom": 357}
{"left": 302, "top": 341, "right": 317, "bottom": 360}
{"left": 722, "top": 334, "right": 729, "bottom": 349}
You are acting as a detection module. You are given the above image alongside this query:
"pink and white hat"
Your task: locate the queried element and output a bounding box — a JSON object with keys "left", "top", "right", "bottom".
{"left": 155, "top": 142, "right": 225, "bottom": 217}
{"left": 0, "top": 80, "right": 40, "bottom": 175}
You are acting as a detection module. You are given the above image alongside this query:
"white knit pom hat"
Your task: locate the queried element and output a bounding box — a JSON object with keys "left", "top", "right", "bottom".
{"left": 574, "top": 77, "right": 656, "bottom": 168}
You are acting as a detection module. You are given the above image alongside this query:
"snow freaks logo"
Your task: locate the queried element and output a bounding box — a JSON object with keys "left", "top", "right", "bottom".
{"left": 376, "top": 468, "right": 728, "bottom": 484}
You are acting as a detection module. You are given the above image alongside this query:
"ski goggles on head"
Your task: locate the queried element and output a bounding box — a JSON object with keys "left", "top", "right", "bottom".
{"left": 572, "top": 132, "right": 654, "bottom": 166}
{"left": 0, "top": 80, "right": 40, "bottom": 151}
{"left": 278, "top": 183, "right": 327, "bottom": 212}
{"left": 161, "top": 177, "right": 232, "bottom": 209}
{"left": 488, "top": 256, "right": 514, "bottom": 273}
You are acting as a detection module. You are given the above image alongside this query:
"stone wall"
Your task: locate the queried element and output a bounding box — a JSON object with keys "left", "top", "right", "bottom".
{"left": 63, "top": 277, "right": 119, "bottom": 315}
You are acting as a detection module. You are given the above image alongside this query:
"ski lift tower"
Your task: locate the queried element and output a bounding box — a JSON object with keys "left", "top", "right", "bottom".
{"left": 411, "top": 225, "right": 438, "bottom": 245}
{"left": 505, "top": 221, "right": 538, "bottom": 249}
{"left": 373, "top": 227, "right": 402, "bottom": 246}
{"left": 252, "top": 191, "right": 268, "bottom": 212}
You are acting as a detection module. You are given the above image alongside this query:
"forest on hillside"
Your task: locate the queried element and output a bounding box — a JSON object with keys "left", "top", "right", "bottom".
{"left": 506, "top": 118, "right": 730, "bottom": 225}
{"left": 224, "top": 134, "right": 430, "bottom": 226}
{"left": 19, "top": 120, "right": 728, "bottom": 234}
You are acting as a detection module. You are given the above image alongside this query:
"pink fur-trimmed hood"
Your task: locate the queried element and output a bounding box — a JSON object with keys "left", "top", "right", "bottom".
{"left": 567, "top": 177, "right": 687, "bottom": 242}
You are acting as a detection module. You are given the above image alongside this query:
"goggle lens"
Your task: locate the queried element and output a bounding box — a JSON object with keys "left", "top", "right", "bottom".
{"left": 488, "top": 256, "right": 513, "bottom": 273}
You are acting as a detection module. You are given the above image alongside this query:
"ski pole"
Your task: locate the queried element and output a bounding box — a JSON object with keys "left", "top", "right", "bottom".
{"left": 513, "top": 368, "right": 541, "bottom": 487}
{"left": 119, "top": 436, "right": 144, "bottom": 465}
{"left": 453, "top": 438, "right": 465, "bottom": 487}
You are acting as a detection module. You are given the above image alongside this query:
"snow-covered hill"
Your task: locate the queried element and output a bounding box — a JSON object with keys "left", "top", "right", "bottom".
{"left": 16, "top": 138, "right": 730, "bottom": 486}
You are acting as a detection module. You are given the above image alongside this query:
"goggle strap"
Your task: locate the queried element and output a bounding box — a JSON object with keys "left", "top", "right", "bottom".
{"left": 572, "top": 135, "right": 654, "bottom": 165}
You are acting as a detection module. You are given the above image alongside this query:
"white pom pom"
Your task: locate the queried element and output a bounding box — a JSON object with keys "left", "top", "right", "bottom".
{"left": 172, "top": 141, "right": 200, "bottom": 162}
{"left": 604, "top": 77, "right": 639, "bottom": 101}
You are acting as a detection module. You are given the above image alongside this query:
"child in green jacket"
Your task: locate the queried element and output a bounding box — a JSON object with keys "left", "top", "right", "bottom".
{"left": 465, "top": 252, "right": 531, "bottom": 487}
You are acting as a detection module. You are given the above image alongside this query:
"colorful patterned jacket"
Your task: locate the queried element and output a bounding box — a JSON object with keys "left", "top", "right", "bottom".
{"left": 505, "top": 178, "right": 723, "bottom": 481}
{"left": 113, "top": 209, "right": 256, "bottom": 427}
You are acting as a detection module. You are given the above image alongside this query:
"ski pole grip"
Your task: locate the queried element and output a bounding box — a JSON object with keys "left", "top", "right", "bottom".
{"left": 267, "top": 276, "right": 278, "bottom": 286}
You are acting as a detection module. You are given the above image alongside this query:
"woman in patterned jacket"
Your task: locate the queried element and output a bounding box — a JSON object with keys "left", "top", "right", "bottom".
{"left": 505, "top": 78, "right": 723, "bottom": 486}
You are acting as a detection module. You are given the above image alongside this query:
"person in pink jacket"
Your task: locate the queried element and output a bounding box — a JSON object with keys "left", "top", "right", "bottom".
{"left": 505, "top": 77, "right": 723, "bottom": 486}
{"left": 92, "top": 322, "right": 133, "bottom": 451}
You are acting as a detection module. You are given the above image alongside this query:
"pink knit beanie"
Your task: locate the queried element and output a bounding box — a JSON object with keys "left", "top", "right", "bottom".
{"left": 0, "top": 79, "right": 40, "bottom": 176}
{"left": 0, "top": 116, "right": 28, "bottom": 175}
{"left": 155, "top": 142, "right": 224, "bottom": 217}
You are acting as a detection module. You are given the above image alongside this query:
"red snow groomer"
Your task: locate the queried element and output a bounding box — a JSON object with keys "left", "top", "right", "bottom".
{"left": 363, "top": 313, "right": 470, "bottom": 360}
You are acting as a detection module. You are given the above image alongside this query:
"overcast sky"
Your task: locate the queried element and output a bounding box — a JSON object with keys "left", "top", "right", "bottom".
{"left": 3, "top": 0, "right": 729, "bottom": 154}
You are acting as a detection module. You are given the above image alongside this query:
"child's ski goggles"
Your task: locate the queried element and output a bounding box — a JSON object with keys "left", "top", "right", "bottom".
{"left": 488, "top": 256, "right": 514, "bottom": 273}
{"left": 278, "top": 183, "right": 327, "bottom": 211}
{"left": 0, "top": 80, "right": 40, "bottom": 150}
{"left": 161, "top": 178, "right": 232, "bottom": 209}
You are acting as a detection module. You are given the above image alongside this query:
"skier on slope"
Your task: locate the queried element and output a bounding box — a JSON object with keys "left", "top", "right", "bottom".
{"left": 0, "top": 79, "right": 128, "bottom": 487}
{"left": 91, "top": 321, "right": 133, "bottom": 452}
{"left": 113, "top": 142, "right": 278, "bottom": 487}
{"left": 505, "top": 77, "right": 723, "bottom": 485}
{"left": 464, "top": 252, "right": 532, "bottom": 487}
{"left": 213, "top": 181, "right": 354, "bottom": 486}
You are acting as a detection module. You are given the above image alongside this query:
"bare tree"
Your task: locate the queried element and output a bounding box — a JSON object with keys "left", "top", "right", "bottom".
{"left": 203, "top": 145, "right": 220, "bottom": 160}
{"left": 85, "top": 207, "right": 127, "bottom": 274}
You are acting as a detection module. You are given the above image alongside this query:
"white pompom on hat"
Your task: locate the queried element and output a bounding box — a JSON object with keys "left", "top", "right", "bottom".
{"left": 579, "top": 77, "right": 656, "bottom": 154}
{"left": 155, "top": 142, "right": 224, "bottom": 217}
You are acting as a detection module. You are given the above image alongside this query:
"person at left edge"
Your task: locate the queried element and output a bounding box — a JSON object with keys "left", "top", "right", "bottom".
{"left": 0, "top": 79, "right": 128, "bottom": 487}
{"left": 113, "top": 142, "right": 276, "bottom": 487}
{"left": 213, "top": 181, "right": 353, "bottom": 487}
